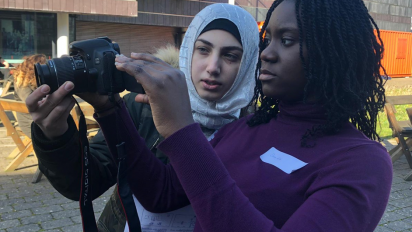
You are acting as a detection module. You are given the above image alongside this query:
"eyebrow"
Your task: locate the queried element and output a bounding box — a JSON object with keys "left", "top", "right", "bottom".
{"left": 196, "top": 39, "right": 243, "bottom": 52}
{"left": 266, "top": 25, "right": 299, "bottom": 34}
{"left": 278, "top": 26, "right": 299, "bottom": 34}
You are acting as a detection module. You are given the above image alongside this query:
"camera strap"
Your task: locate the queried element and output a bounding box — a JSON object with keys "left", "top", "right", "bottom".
{"left": 106, "top": 51, "right": 142, "bottom": 231}
{"left": 76, "top": 97, "right": 142, "bottom": 232}
{"left": 110, "top": 94, "right": 142, "bottom": 232}
{"left": 116, "top": 142, "right": 142, "bottom": 231}
{"left": 77, "top": 102, "right": 99, "bottom": 232}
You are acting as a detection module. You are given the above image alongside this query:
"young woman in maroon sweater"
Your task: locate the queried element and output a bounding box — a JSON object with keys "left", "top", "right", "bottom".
{"left": 28, "top": 0, "right": 392, "bottom": 231}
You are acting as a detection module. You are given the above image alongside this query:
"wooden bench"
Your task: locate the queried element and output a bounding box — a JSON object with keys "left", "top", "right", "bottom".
{"left": 0, "top": 98, "right": 43, "bottom": 183}
{"left": 384, "top": 95, "right": 412, "bottom": 181}
{"left": 0, "top": 67, "right": 15, "bottom": 97}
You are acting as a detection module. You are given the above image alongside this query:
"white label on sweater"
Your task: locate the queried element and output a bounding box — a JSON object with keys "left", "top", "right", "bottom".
{"left": 260, "top": 147, "right": 307, "bottom": 174}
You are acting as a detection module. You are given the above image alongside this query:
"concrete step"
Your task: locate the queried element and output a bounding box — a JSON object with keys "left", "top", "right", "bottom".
{"left": 0, "top": 127, "right": 8, "bottom": 137}
{"left": 0, "top": 127, "right": 25, "bottom": 137}
{"left": 0, "top": 128, "right": 27, "bottom": 146}
{"left": 0, "top": 137, "right": 17, "bottom": 146}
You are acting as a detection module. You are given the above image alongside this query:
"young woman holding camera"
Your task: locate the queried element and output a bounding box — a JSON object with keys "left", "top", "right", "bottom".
{"left": 53, "top": 0, "right": 393, "bottom": 231}
{"left": 29, "top": 0, "right": 393, "bottom": 231}
{"left": 27, "top": 3, "right": 259, "bottom": 232}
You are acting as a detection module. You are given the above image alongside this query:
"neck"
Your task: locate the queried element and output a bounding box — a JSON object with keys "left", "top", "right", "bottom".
{"left": 276, "top": 100, "right": 328, "bottom": 125}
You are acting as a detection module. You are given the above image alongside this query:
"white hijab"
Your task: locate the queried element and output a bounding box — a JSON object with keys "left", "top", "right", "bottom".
{"left": 179, "top": 3, "right": 259, "bottom": 130}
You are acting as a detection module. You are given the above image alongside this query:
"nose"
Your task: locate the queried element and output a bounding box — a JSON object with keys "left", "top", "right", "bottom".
{"left": 206, "top": 54, "right": 221, "bottom": 76}
{"left": 260, "top": 42, "right": 278, "bottom": 63}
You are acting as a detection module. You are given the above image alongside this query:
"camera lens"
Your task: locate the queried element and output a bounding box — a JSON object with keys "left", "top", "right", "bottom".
{"left": 34, "top": 56, "right": 90, "bottom": 93}
{"left": 35, "top": 60, "right": 59, "bottom": 92}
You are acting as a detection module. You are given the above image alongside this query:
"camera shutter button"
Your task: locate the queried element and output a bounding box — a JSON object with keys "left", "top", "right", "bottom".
{"left": 95, "top": 58, "right": 100, "bottom": 65}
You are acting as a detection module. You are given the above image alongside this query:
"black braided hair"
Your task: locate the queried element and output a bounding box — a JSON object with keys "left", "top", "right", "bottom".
{"left": 247, "top": 0, "right": 387, "bottom": 147}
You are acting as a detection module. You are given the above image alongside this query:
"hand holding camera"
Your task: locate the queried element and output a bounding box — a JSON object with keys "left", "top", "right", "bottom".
{"left": 28, "top": 37, "right": 140, "bottom": 139}
{"left": 26, "top": 82, "right": 76, "bottom": 140}
{"left": 29, "top": 36, "right": 192, "bottom": 139}
{"left": 115, "top": 53, "right": 194, "bottom": 138}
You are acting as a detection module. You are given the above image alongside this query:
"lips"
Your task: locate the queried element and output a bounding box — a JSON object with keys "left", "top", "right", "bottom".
{"left": 201, "top": 79, "right": 221, "bottom": 90}
{"left": 259, "top": 69, "right": 277, "bottom": 81}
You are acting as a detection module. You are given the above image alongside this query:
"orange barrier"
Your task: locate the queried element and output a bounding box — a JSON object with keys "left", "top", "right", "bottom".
{"left": 378, "top": 30, "right": 412, "bottom": 78}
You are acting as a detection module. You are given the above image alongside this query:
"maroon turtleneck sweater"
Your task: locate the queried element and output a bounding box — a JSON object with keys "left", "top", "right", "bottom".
{"left": 96, "top": 100, "right": 392, "bottom": 232}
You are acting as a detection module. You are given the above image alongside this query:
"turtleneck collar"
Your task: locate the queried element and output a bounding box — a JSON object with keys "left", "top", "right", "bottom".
{"left": 277, "top": 101, "right": 328, "bottom": 125}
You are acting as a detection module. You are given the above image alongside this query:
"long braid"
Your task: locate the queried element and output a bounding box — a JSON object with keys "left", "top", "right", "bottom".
{"left": 247, "top": 0, "right": 386, "bottom": 146}
{"left": 248, "top": 0, "right": 282, "bottom": 124}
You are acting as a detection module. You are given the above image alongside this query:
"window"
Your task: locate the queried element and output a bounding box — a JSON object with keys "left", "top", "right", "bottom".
{"left": 396, "top": 38, "right": 407, "bottom": 59}
{"left": 0, "top": 11, "right": 57, "bottom": 59}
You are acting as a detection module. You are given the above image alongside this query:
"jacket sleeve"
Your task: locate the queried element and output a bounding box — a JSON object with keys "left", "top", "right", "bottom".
{"left": 33, "top": 115, "right": 118, "bottom": 201}
{"left": 95, "top": 101, "right": 190, "bottom": 213}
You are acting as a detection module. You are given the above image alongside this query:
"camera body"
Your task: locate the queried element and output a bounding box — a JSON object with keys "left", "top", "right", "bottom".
{"left": 35, "top": 37, "right": 142, "bottom": 94}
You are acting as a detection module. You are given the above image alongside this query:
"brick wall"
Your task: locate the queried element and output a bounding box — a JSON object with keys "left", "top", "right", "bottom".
{"left": 77, "top": 0, "right": 273, "bottom": 28}
{"left": 76, "top": 21, "right": 176, "bottom": 55}
{"left": 364, "top": 0, "right": 412, "bottom": 31}
{"left": 0, "top": 0, "right": 137, "bottom": 17}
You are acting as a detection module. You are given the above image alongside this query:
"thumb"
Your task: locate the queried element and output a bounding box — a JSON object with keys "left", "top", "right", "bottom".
{"left": 135, "top": 94, "right": 150, "bottom": 104}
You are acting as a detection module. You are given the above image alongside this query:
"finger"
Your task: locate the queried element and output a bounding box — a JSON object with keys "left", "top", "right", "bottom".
{"left": 131, "top": 52, "right": 170, "bottom": 66}
{"left": 115, "top": 61, "right": 156, "bottom": 87}
{"left": 45, "top": 96, "right": 76, "bottom": 123}
{"left": 38, "top": 95, "right": 49, "bottom": 106}
{"left": 115, "top": 54, "right": 135, "bottom": 63}
{"left": 135, "top": 94, "right": 150, "bottom": 104}
{"left": 116, "top": 52, "right": 172, "bottom": 72}
{"left": 38, "top": 81, "right": 75, "bottom": 115}
{"left": 26, "top": 85, "right": 51, "bottom": 112}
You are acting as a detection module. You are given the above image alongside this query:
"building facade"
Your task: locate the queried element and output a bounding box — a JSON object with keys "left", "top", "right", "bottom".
{"left": 0, "top": 0, "right": 274, "bottom": 59}
{"left": 364, "top": 0, "right": 412, "bottom": 32}
{"left": 75, "top": 0, "right": 275, "bottom": 55}
{"left": 0, "top": 0, "right": 411, "bottom": 60}
{"left": 0, "top": 0, "right": 138, "bottom": 59}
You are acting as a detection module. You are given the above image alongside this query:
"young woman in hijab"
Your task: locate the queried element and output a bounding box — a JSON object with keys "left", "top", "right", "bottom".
{"left": 28, "top": 3, "right": 259, "bottom": 232}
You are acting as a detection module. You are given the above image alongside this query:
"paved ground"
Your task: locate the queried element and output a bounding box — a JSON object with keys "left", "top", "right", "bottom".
{"left": 0, "top": 103, "right": 412, "bottom": 231}
{"left": 0, "top": 127, "right": 113, "bottom": 232}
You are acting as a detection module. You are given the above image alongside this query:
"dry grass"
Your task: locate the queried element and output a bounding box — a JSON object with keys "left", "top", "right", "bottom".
{"left": 385, "top": 85, "right": 412, "bottom": 96}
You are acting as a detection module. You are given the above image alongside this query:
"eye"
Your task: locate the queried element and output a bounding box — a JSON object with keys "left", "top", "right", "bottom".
{"left": 281, "top": 38, "right": 294, "bottom": 46}
{"left": 196, "top": 46, "right": 209, "bottom": 54}
{"left": 262, "top": 38, "right": 271, "bottom": 48}
{"left": 224, "top": 53, "right": 240, "bottom": 62}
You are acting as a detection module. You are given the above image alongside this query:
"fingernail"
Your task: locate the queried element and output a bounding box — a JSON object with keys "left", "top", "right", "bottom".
{"left": 64, "top": 81, "right": 74, "bottom": 91}
{"left": 40, "top": 85, "right": 50, "bottom": 93}
{"left": 115, "top": 54, "right": 120, "bottom": 57}
{"left": 131, "top": 52, "right": 137, "bottom": 56}
{"left": 115, "top": 62, "right": 119, "bottom": 66}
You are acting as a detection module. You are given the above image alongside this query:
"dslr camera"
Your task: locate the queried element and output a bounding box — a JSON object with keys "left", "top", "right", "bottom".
{"left": 34, "top": 37, "right": 143, "bottom": 94}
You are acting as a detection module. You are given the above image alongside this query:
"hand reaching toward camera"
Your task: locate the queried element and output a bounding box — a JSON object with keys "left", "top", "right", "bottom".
{"left": 115, "top": 53, "right": 194, "bottom": 138}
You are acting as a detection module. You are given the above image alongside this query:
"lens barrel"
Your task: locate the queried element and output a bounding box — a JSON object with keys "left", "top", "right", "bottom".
{"left": 34, "top": 60, "right": 59, "bottom": 92}
{"left": 34, "top": 56, "right": 90, "bottom": 93}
